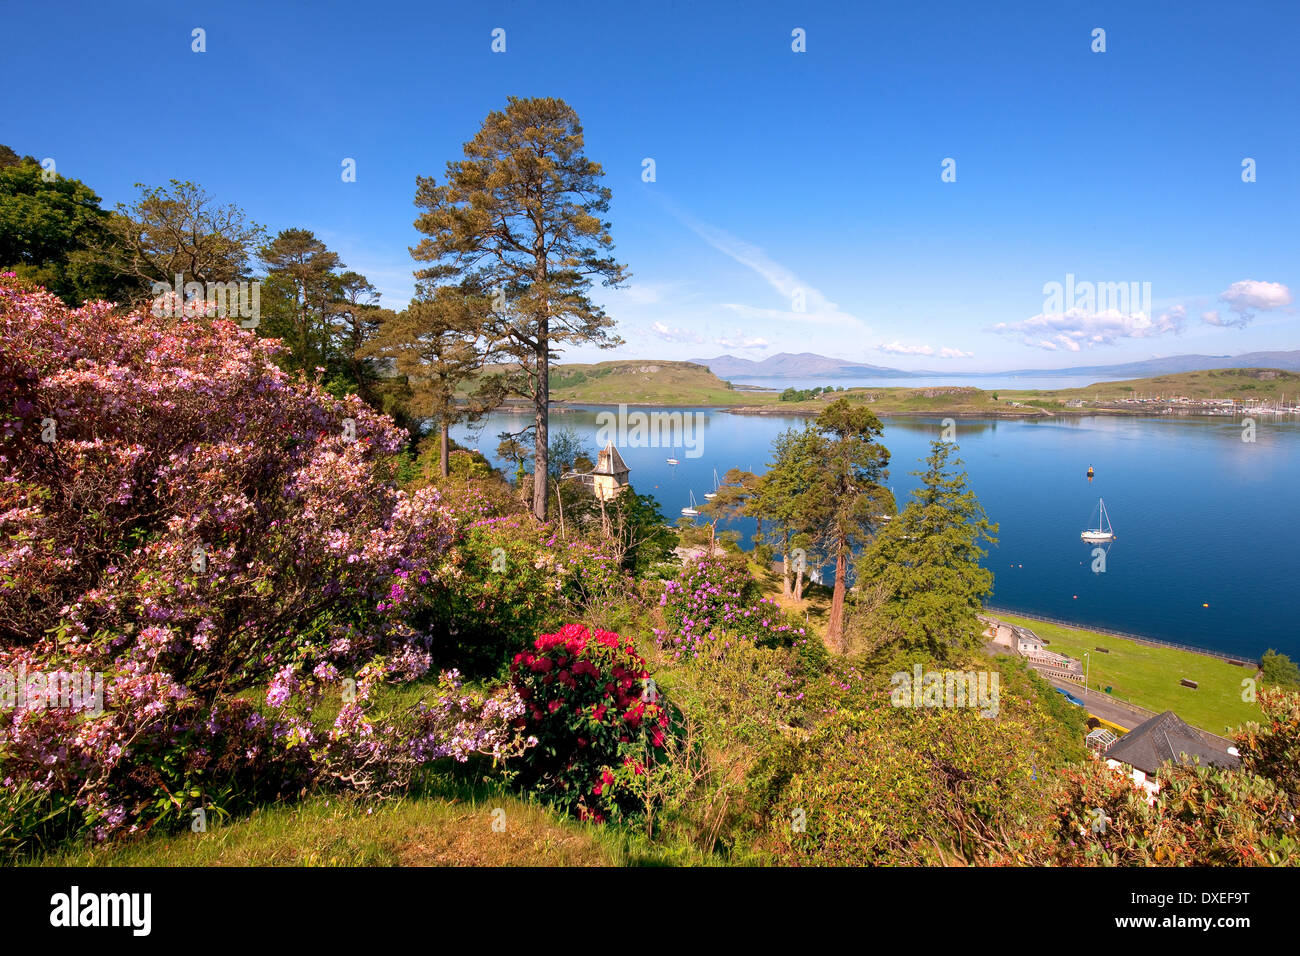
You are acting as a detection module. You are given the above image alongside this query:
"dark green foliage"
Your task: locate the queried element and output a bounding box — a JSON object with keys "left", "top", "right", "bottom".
{"left": 1260, "top": 649, "right": 1300, "bottom": 688}
{"left": 855, "top": 440, "right": 997, "bottom": 660}
{"left": 0, "top": 150, "right": 133, "bottom": 304}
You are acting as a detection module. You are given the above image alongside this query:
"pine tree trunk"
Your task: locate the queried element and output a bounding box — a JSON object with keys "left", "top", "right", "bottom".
{"left": 439, "top": 421, "right": 450, "bottom": 479}
{"left": 532, "top": 327, "right": 549, "bottom": 522}
{"left": 827, "top": 537, "right": 848, "bottom": 653}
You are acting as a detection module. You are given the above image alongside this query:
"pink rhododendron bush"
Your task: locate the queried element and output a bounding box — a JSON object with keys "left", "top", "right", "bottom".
{"left": 0, "top": 279, "right": 531, "bottom": 854}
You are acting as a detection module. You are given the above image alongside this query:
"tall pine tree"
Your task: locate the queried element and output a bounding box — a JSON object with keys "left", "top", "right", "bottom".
{"left": 800, "top": 399, "right": 893, "bottom": 653}
{"left": 410, "top": 97, "right": 627, "bottom": 520}
{"left": 855, "top": 439, "right": 998, "bottom": 659}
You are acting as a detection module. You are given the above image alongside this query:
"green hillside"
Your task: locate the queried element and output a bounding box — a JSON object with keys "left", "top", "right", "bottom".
{"left": 731, "top": 367, "right": 1300, "bottom": 417}
{"left": 548, "top": 360, "right": 775, "bottom": 405}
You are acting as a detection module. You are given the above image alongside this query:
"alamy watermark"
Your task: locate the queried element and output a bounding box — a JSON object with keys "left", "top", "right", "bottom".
{"left": 1, "top": 666, "right": 105, "bottom": 717}
{"left": 890, "top": 664, "right": 999, "bottom": 718}
{"left": 150, "top": 274, "right": 261, "bottom": 327}
{"left": 594, "top": 403, "right": 705, "bottom": 459}
{"left": 1042, "top": 273, "right": 1152, "bottom": 318}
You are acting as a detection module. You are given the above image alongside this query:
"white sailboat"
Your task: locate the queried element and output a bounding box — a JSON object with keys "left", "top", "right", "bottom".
{"left": 1081, "top": 498, "right": 1115, "bottom": 542}
{"left": 704, "top": 469, "right": 720, "bottom": 500}
{"left": 665, "top": 457, "right": 680, "bottom": 466}
{"left": 681, "top": 491, "right": 700, "bottom": 517}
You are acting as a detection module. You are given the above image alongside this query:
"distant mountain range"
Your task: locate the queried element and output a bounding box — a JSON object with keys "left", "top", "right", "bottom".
{"left": 690, "top": 350, "right": 1300, "bottom": 380}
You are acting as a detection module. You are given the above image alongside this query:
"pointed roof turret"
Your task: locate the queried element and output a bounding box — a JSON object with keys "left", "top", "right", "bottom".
{"left": 592, "top": 441, "right": 629, "bottom": 477}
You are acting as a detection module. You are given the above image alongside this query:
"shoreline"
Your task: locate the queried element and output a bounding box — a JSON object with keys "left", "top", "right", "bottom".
{"left": 500, "top": 399, "right": 1276, "bottom": 421}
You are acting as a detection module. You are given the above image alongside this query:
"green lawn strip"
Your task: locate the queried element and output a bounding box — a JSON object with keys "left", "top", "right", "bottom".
{"left": 24, "top": 788, "right": 633, "bottom": 867}
{"left": 996, "top": 613, "right": 1261, "bottom": 737}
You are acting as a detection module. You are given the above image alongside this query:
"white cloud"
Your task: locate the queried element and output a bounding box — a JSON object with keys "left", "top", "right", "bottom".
{"left": 1210, "top": 280, "right": 1292, "bottom": 327}
{"left": 877, "top": 341, "right": 934, "bottom": 356}
{"left": 648, "top": 321, "right": 703, "bottom": 344}
{"left": 993, "top": 308, "right": 1184, "bottom": 351}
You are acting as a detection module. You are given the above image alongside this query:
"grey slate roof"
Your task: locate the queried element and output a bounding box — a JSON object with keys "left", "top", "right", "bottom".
{"left": 1104, "top": 710, "right": 1238, "bottom": 776}
{"left": 592, "top": 442, "right": 629, "bottom": 477}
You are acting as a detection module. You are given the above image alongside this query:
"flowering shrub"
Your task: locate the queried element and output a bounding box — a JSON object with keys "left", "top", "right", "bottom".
{"left": 510, "top": 624, "right": 669, "bottom": 821}
{"left": 320, "top": 669, "right": 535, "bottom": 796}
{"left": 0, "top": 278, "right": 491, "bottom": 852}
{"left": 427, "top": 515, "right": 626, "bottom": 675}
{"left": 654, "top": 559, "right": 805, "bottom": 661}
{"left": 1004, "top": 756, "right": 1299, "bottom": 867}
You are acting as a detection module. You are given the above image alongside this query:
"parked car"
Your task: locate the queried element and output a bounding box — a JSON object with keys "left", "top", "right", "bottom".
{"left": 1054, "top": 687, "right": 1085, "bottom": 707}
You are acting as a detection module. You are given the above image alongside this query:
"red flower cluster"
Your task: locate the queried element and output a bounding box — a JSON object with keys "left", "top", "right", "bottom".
{"left": 510, "top": 624, "right": 670, "bottom": 820}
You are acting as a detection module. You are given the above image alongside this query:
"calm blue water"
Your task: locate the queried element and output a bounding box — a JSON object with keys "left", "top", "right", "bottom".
{"left": 454, "top": 407, "right": 1300, "bottom": 660}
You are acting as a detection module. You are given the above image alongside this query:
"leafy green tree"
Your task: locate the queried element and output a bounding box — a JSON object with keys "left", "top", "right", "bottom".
{"left": 704, "top": 468, "right": 765, "bottom": 552}
{"left": 592, "top": 490, "right": 677, "bottom": 575}
{"left": 0, "top": 150, "right": 130, "bottom": 304}
{"left": 769, "top": 698, "right": 1045, "bottom": 865}
{"left": 0, "top": 144, "right": 32, "bottom": 168}
{"left": 106, "top": 180, "right": 265, "bottom": 291}
{"left": 855, "top": 440, "right": 997, "bottom": 659}
{"left": 327, "top": 271, "right": 386, "bottom": 399}
{"left": 258, "top": 228, "right": 342, "bottom": 373}
{"left": 496, "top": 436, "right": 529, "bottom": 483}
{"left": 753, "top": 427, "right": 823, "bottom": 598}
{"left": 1260, "top": 650, "right": 1300, "bottom": 688}
{"left": 360, "top": 287, "right": 499, "bottom": 476}
{"left": 411, "top": 96, "right": 628, "bottom": 521}
{"left": 799, "top": 399, "right": 892, "bottom": 653}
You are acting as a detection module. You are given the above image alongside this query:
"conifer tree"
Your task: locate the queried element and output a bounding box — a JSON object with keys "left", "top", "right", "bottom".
{"left": 411, "top": 97, "right": 627, "bottom": 520}
{"left": 800, "top": 399, "right": 893, "bottom": 652}
{"left": 360, "top": 287, "right": 498, "bottom": 477}
{"left": 856, "top": 439, "right": 998, "bottom": 659}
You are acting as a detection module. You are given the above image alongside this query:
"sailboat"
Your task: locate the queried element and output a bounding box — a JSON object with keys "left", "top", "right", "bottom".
{"left": 704, "top": 469, "right": 720, "bottom": 500}
{"left": 681, "top": 491, "right": 700, "bottom": 517}
{"left": 665, "top": 457, "right": 680, "bottom": 466}
{"left": 1081, "top": 498, "right": 1115, "bottom": 542}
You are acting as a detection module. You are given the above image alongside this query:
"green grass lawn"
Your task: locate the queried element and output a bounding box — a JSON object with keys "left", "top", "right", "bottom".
{"left": 26, "top": 790, "right": 613, "bottom": 867}
{"left": 24, "top": 782, "right": 738, "bottom": 867}
{"left": 997, "top": 614, "right": 1263, "bottom": 737}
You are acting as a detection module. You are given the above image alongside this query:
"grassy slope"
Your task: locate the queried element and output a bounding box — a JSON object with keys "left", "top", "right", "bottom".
{"left": 26, "top": 781, "right": 740, "bottom": 867}
{"left": 548, "top": 360, "right": 774, "bottom": 406}
{"left": 996, "top": 613, "right": 1263, "bottom": 736}
{"left": 1035, "top": 367, "right": 1300, "bottom": 403}
{"left": 29, "top": 791, "right": 613, "bottom": 867}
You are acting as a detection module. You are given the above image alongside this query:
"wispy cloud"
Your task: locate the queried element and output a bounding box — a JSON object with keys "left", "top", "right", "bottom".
{"left": 643, "top": 322, "right": 768, "bottom": 351}
{"left": 655, "top": 196, "right": 865, "bottom": 330}
{"left": 875, "top": 341, "right": 973, "bottom": 359}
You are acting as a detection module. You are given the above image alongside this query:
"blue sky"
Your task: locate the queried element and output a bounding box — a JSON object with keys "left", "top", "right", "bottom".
{"left": 4, "top": 0, "right": 1297, "bottom": 370}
